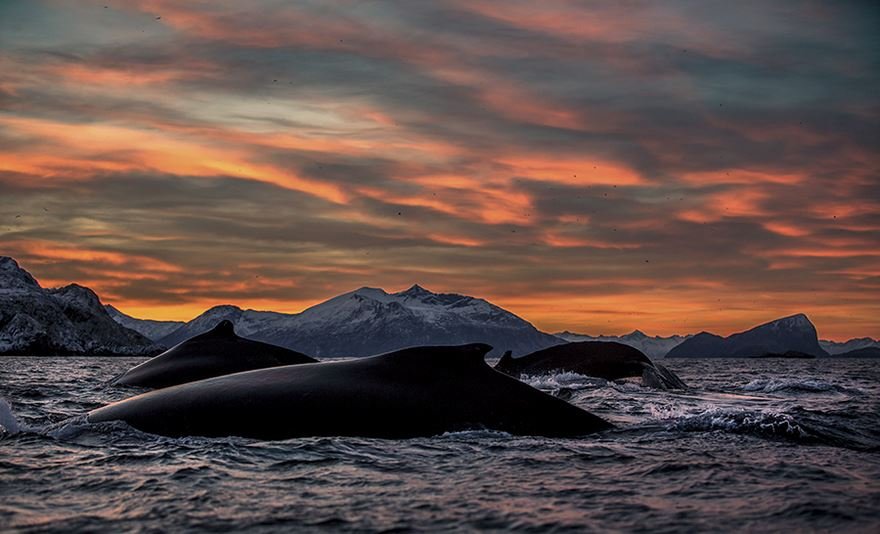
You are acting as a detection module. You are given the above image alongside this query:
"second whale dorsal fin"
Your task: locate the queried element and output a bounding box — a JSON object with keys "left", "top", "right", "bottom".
{"left": 493, "top": 350, "right": 516, "bottom": 374}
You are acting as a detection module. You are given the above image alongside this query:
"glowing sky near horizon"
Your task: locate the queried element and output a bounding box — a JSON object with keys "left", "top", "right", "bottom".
{"left": 1, "top": 1, "right": 878, "bottom": 340}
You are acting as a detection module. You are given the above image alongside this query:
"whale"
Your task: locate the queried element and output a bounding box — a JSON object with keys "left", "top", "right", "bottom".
{"left": 90, "top": 343, "right": 613, "bottom": 439}
{"left": 113, "top": 320, "right": 317, "bottom": 389}
{"left": 495, "top": 341, "right": 687, "bottom": 390}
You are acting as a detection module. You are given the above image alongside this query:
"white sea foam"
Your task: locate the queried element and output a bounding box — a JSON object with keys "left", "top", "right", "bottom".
{"left": 647, "top": 402, "right": 701, "bottom": 420}
{"left": 521, "top": 371, "right": 609, "bottom": 391}
{"left": 740, "top": 378, "right": 858, "bottom": 394}
{"left": 668, "top": 407, "right": 810, "bottom": 440}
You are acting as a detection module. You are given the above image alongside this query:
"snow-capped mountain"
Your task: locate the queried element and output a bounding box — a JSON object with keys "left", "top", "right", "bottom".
{"left": 260, "top": 285, "right": 563, "bottom": 357}
{"left": 0, "top": 257, "right": 161, "bottom": 355}
{"left": 104, "top": 305, "right": 185, "bottom": 342}
{"left": 665, "top": 313, "right": 828, "bottom": 358}
{"left": 117, "top": 284, "right": 564, "bottom": 357}
{"left": 153, "top": 304, "right": 291, "bottom": 348}
{"left": 555, "top": 330, "right": 691, "bottom": 358}
{"left": 820, "top": 337, "right": 880, "bottom": 355}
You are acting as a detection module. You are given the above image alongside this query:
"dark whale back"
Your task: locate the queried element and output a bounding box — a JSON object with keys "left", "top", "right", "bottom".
{"left": 113, "top": 320, "right": 317, "bottom": 389}
{"left": 91, "top": 343, "right": 612, "bottom": 439}
{"left": 495, "top": 341, "right": 650, "bottom": 380}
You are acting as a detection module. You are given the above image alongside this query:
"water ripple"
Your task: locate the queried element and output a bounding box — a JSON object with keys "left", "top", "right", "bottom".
{"left": 1, "top": 356, "right": 879, "bottom": 532}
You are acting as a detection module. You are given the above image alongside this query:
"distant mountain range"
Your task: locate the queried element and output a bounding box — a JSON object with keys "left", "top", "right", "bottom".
{"left": 116, "top": 295, "right": 878, "bottom": 359}
{"left": 561, "top": 317, "right": 878, "bottom": 358}
{"left": 0, "top": 257, "right": 160, "bottom": 355}
{"left": 665, "top": 314, "right": 828, "bottom": 358}
{"left": 835, "top": 347, "right": 880, "bottom": 358}
{"left": 108, "top": 285, "right": 563, "bottom": 357}
{"left": 819, "top": 337, "right": 880, "bottom": 355}
{"left": 1, "top": 255, "right": 876, "bottom": 358}
{"left": 105, "top": 305, "right": 185, "bottom": 342}
{"left": 555, "top": 330, "right": 691, "bottom": 359}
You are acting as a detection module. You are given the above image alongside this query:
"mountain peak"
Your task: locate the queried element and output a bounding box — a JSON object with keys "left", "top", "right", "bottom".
{"left": 203, "top": 304, "right": 243, "bottom": 315}
{"left": 0, "top": 256, "right": 41, "bottom": 290}
{"left": 774, "top": 313, "right": 810, "bottom": 326}
{"left": 758, "top": 313, "right": 816, "bottom": 334}
{"left": 351, "top": 287, "right": 391, "bottom": 301}
{"left": 0, "top": 257, "right": 160, "bottom": 355}
{"left": 667, "top": 313, "right": 825, "bottom": 358}
{"left": 48, "top": 283, "right": 103, "bottom": 312}
{"left": 397, "top": 284, "right": 433, "bottom": 297}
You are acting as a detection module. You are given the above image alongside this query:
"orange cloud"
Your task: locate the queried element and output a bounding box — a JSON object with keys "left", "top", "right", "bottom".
{"left": 427, "top": 233, "right": 485, "bottom": 247}
{"left": 0, "top": 116, "right": 347, "bottom": 202}
{"left": 499, "top": 156, "right": 645, "bottom": 186}
{"left": 50, "top": 63, "right": 215, "bottom": 87}
{"left": 542, "top": 233, "right": 641, "bottom": 249}
{"left": 677, "top": 188, "right": 769, "bottom": 223}
{"left": 681, "top": 169, "right": 805, "bottom": 186}
{"left": 763, "top": 221, "right": 811, "bottom": 237}
{"left": 2, "top": 240, "right": 181, "bottom": 273}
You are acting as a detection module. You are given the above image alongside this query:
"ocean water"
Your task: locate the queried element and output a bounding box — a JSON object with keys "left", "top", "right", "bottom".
{"left": 1, "top": 357, "right": 879, "bottom": 533}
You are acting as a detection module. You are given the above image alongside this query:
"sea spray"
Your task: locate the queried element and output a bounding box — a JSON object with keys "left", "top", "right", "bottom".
{"left": 739, "top": 378, "right": 862, "bottom": 395}
{"left": 0, "top": 397, "right": 21, "bottom": 435}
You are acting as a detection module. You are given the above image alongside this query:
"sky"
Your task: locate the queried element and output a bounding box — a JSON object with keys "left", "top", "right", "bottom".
{"left": 0, "top": 1, "right": 878, "bottom": 340}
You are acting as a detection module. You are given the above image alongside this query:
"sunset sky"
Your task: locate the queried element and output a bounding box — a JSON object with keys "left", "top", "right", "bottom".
{"left": 1, "top": 1, "right": 878, "bottom": 339}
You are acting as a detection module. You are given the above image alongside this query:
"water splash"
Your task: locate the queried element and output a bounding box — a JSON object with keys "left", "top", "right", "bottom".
{"left": 0, "top": 397, "right": 21, "bottom": 435}
{"left": 668, "top": 407, "right": 811, "bottom": 441}
{"left": 521, "top": 371, "right": 610, "bottom": 391}
{"left": 740, "top": 378, "right": 861, "bottom": 395}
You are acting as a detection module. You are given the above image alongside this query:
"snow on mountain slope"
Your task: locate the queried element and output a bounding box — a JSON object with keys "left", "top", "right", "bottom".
{"left": 555, "top": 330, "right": 691, "bottom": 358}
{"left": 0, "top": 257, "right": 162, "bottom": 355}
{"left": 130, "top": 284, "right": 563, "bottom": 357}
{"left": 104, "top": 305, "right": 185, "bottom": 343}
{"left": 0, "top": 256, "right": 41, "bottom": 292}
{"left": 155, "top": 305, "right": 291, "bottom": 348}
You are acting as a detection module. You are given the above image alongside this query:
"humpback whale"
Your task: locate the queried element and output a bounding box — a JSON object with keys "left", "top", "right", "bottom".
{"left": 91, "top": 343, "right": 612, "bottom": 439}
{"left": 113, "top": 320, "right": 317, "bottom": 389}
{"left": 495, "top": 341, "right": 687, "bottom": 390}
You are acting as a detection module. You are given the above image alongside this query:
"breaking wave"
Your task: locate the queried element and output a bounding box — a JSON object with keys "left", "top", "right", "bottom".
{"left": 520, "top": 371, "right": 610, "bottom": 393}
{"left": 667, "top": 407, "right": 811, "bottom": 441}
{"left": 652, "top": 406, "right": 878, "bottom": 451}
{"left": 740, "top": 378, "right": 862, "bottom": 395}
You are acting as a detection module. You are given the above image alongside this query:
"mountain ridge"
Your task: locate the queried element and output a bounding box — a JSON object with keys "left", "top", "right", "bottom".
{"left": 0, "top": 257, "right": 162, "bottom": 356}
{"left": 820, "top": 336, "right": 880, "bottom": 355}
{"left": 105, "top": 305, "right": 186, "bottom": 343}
{"left": 555, "top": 330, "right": 692, "bottom": 358}
{"left": 665, "top": 313, "right": 828, "bottom": 358}
{"left": 116, "top": 284, "right": 564, "bottom": 357}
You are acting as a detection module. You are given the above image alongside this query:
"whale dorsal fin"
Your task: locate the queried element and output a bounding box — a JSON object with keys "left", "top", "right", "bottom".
{"left": 207, "top": 320, "right": 236, "bottom": 338}
{"left": 494, "top": 350, "right": 515, "bottom": 373}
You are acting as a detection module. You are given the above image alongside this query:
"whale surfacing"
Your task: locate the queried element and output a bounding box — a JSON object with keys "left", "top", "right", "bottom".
{"left": 113, "top": 320, "right": 317, "bottom": 389}
{"left": 495, "top": 341, "right": 688, "bottom": 390}
{"left": 91, "top": 343, "right": 612, "bottom": 439}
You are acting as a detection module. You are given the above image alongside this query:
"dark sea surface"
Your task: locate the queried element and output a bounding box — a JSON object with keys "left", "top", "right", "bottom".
{"left": 1, "top": 357, "right": 879, "bottom": 533}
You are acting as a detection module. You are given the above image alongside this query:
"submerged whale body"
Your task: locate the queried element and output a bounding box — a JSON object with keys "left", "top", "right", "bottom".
{"left": 113, "top": 320, "right": 317, "bottom": 389}
{"left": 495, "top": 341, "right": 688, "bottom": 390}
{"left": 91, "top": 343, "right": 613, "bottom": 439}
